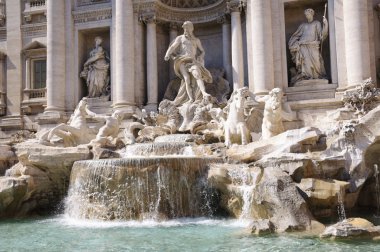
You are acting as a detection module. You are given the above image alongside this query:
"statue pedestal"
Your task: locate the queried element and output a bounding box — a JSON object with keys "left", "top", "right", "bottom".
{"left": 293, "top": 79, "right": 328, "bottom": 87}
{"left": 285, "top": 83, "right": 337, "bottom": 101}
{"left": 86, "top": 96, "right": 112, "bottom": 114}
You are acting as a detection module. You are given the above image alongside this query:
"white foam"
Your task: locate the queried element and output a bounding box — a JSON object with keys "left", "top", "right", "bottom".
{"left": 54, "top": 215, "right": 250, "bottom": 229}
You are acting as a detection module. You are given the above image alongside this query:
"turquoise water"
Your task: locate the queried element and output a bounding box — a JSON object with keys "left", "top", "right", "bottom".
{"left": 0, "top": 216, "right": 380, "bottom": 252}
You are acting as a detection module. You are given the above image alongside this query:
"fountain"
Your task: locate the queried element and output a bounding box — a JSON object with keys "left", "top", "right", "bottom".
{"left": 65, "top": 157, "right": 222, "bottom": 220}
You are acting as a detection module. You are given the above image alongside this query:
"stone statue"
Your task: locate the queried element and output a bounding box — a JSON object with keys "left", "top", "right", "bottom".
{"left": 80, "top": 36, "right": 110, "bottom": 98}
{"left": 88, "top": 110, "right": 124, "bottom": 148}
{"left": 288, "top": 8, "right": 328, "bottom": 86}
{"left": 39, "top": 98, "right": 96, "bottom": 147}
{"left": 260, "top": 88, "right": 296, "bottom": 140}
{"left": 224, "top": 87, "right": 252, "bottom": 147}
{"left": 164, "top": 21, "right": 213, "bottom": 105}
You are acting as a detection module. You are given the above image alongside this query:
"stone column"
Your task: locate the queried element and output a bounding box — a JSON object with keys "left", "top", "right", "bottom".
{"left": 250, "top": 0, "right": 274, "bottom": 95}
{"left": 25, "top": 58, "right": 31, "bottom": 89}
{"left": 218, "top": 16, "right": 233, "bottom": 89}
{"left": 144, "top": 15, "right": 158, "bottom": 112}
{"left": 5, "top": 0, "right": 22, "bottom": 116}
{"left": 343, "top": 0, "right": 371, "bottom": 88}
{"left": 113, "top": 0, "right": 135, "bottom": 113}
{"left": 45, "top": 0, "right": 66, "bottom": 113}
{"left": 169, "top": 23, "right": 179, "bottom": 80}
{"left": 228, "top": 1, "right": 245, "bottom": 90}
{"left": 134, "top": 13, "right": 146, "bottom": 108}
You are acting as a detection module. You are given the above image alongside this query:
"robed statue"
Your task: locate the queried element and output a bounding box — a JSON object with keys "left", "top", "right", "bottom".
{"left": 288, "top": 8, "right": 328, "bottom": 86}
{"left": 80, "top": 36, "right": 110, "bottom": 97}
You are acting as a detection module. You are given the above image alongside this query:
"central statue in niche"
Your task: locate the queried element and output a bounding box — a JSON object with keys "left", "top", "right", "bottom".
{"left": 288, "top": 8, "right": 328, "bottom": 86}
{"left": 164, "top": 21, "right": 213, "bottom": 105}
{"left": 80, "top": 36, "right": 110, "bottom": 98}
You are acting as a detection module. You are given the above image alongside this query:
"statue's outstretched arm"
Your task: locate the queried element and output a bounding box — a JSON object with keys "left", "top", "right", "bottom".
{"left": 281, "top": 102, "right": 297, "bottom": 121}
{"left": 85, "top": 106, "right": 106, "bottom": 122}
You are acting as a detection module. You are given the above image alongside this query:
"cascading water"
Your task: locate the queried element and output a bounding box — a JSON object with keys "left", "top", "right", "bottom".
{"left": 123, "top": 142, "right": 194, "bottom": 157}
{"left": 337, "top": 186, "right": 346, "bottom": 222}
{"left": 226, "top": 166, "right": 261, "bottom": 220}
{"left": 374, "top": 164, "right": 380, "bottom": 217}
{"left": 65, "top": 157, "right": 222, "bottom": 220}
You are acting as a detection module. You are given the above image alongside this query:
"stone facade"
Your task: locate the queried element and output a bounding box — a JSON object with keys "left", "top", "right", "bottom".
{"left": 0, "top": 0, "right": 379, "bottom": 132}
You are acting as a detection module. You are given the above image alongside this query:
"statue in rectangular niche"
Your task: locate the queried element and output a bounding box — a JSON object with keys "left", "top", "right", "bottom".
{"left": 80, "top": 36, "right": 110, "bottom": 98}
{"left": 288, "top": 8, "right": 328, "bottom": 86}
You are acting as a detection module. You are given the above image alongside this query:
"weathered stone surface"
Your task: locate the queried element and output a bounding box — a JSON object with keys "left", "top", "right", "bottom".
{"left": 0, "top": 141, "right": 91, "bottom": 218}
{"left": 0, "top": 145, "right": 17, "bottom": 176}
{"left": 91, "top": 146, "right": 120, "bottom": 160}
{"left": 208, "top": 164, "right": 314, "bottom": 232}
{"left": 0, "top": 176, "right": 28, "bottom": 218}
{"left": 320, "top": 218, "right": 380, "bottom": 239}
{"left": 256, "top": 153, "right": 346, "bottom": 183}
{"left": 227, "top": 127, "right": 321, "bottom": 163}
{"left": 249, "top": 219, "right": 275, "bottom": 235}
{"left": 297, "top": 178, "right": 350, "bottom": 218}
{"left": 322, "top": 104, "right": 380, "bottom": 193}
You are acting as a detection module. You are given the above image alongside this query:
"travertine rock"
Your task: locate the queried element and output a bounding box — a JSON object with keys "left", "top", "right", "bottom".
{"left": 0, "top": 145, "right": 17, "bottom": 176}
{"left": 249, "top": 219, "right": 275, "bottom": 235}
{"left": 320, "top": 218, "right": 380, "bottom": 239}
{"left": 256, "top": 153, "right": 346, "bottom": 183}
{"left": 227, "top": 127, "right": 321, "bottom": 163}
{"left": 297, "top": 178, "right": 350, "bottom": 217}
{"left": 0, "top": 142, "right": 91, "bottom": 217}
{"left": 0, "top": 176, "right": 28, "bottom": 218}
{"left": 208, "top": 164, "right": 314, "bottom": 232}
{"left": 323, "top": 103, "right": 380, "bottom": 192}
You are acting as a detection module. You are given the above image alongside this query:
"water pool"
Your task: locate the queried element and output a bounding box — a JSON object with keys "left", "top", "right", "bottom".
{"left": 0, "top": 216, "right": 379, "bottom": 252}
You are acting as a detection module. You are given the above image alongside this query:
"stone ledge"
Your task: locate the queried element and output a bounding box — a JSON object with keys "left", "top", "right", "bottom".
{"left": 285, "top": 83, "right": 338, "bottom": 102}
{"left": 287, "top": 97, "right": 343, "bottom": 110}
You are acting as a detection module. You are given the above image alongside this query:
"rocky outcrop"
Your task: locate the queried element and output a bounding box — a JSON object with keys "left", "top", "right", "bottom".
{"left": 256, "top": 153, "right": 346, "bottom": 183}
{"left": 208, "top": 164, "right": 314, "bottom": 232}
{"left": 320, "top": 218, "right": 380, "bottom": 239}
{"left": 249, "top": 219, "right": 275, "bottom": 235}
{"left": 0, "top": 145, "right": 17, "bottom": 176}
{"left": 297, "top": 178, "right": 354, "bottom": 218}
{"left": 227, "top": 127, "right": 322, "bottom": 163}
{"left": 0, "top": 141, "right": 91, "bottom": 218}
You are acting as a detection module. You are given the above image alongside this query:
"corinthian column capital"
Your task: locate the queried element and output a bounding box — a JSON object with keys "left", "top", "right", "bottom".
{"left": 227, "top": 0, "right": 245, "bottom": 13}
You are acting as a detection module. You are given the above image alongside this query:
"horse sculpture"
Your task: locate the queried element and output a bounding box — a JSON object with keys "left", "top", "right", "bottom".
{"left": 39, "top": 98, "right": 96, "bottom": 147}
{"left": 224, "top": 87, "right": 251, "bottom": 147}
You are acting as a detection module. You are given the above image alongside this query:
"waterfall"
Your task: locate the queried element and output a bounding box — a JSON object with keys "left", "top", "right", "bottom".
{"left": 124, "top": 142, "right": 194, "bottom": 157}
{"left": 337, "top": 187, "right": 346, "bottom": 222}
{"left": 227, "top": 166, "right": 257, "bottom": 219}
{"left": 65, "top": 157, "right": 222, "bottom": 220}
{"left": 374, "top": 164, "right": 380, "bottom": 217}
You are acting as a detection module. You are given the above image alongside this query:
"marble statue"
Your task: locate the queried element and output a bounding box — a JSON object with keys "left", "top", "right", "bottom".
{"left": 260, "top": 88, "right": 296, "bottom": 140}
{"left": 39, "top": 98, "right": 96, "bottom": 147}
{"left": 224, "top": 87, "right": 251, "bottom": 147}
{"left": 88, "top": 110, "right": 124, "bottom": 147}
{"left": 80, "top": 36, "right": 110, "bottom": 98}
{"left": 288, "top": 8, "right": 328, "bottom": 86}
{"left": 164, "top": 21, "right": 213, "bottom": 105}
